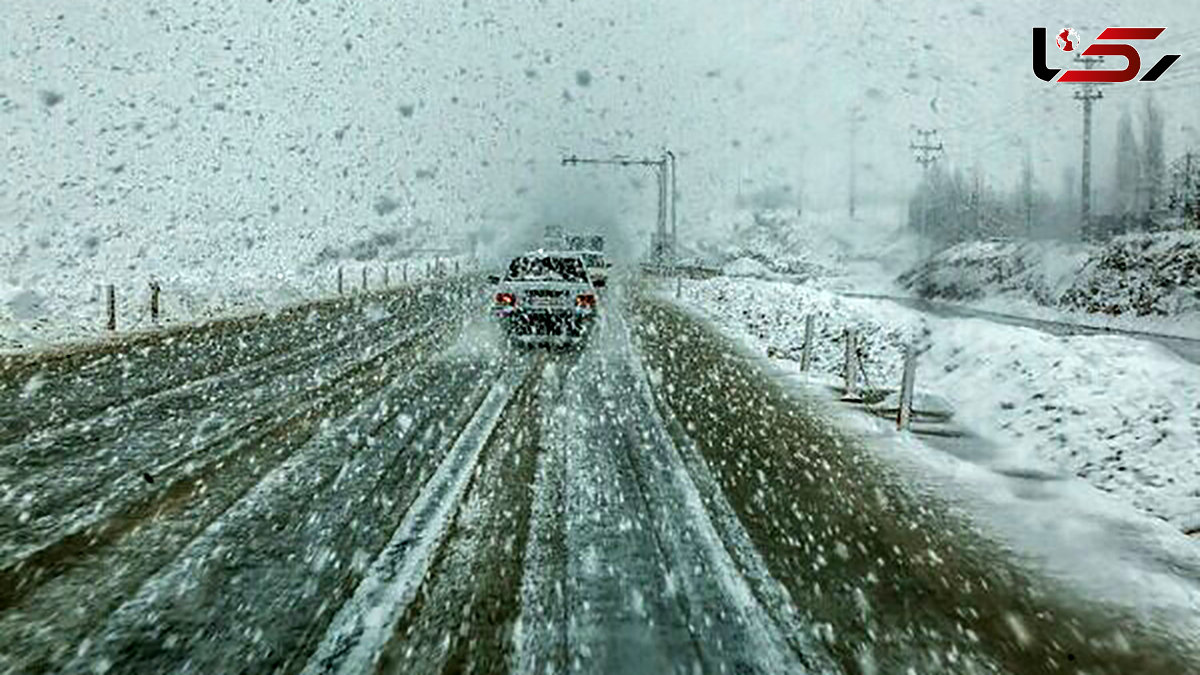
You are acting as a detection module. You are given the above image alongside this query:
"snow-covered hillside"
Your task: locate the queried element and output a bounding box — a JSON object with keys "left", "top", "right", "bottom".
{"left": 897, "top": 231, "right": 1200, "bottom": 335}
{"left": 1061, "top": 231, "right": 1200, "bottom": 317}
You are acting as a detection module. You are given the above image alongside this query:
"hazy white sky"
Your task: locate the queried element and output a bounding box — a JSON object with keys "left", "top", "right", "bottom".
{"left": 3, "top": 0, "right": 1199, "bottom": 266}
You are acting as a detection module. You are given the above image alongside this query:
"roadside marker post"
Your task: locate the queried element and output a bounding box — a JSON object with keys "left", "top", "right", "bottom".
{"left": 384, "top": 265, "right": 390, "bottom": 288}
{"left": 800, "top": 315, "right": 815, "bottom": 372}
{"left": 403, "top": 262, "right": 408, "bottom": 283}
{"left": 362, "top": 266, "right": 368, "bottom": 292}
{"left": 842, "top": 327, "right": 860, "bottom": 401}
{"left": 149, "top": 281, "right": 161, "bottom": 324}
{"left": 106, "top": 284, "right": 116, "bottom": 331}
{"left": 897, "top": 342, "right": 918, "bottom": 430}
{"left": 337, "top": 267, "right": 344, "bottom": 295}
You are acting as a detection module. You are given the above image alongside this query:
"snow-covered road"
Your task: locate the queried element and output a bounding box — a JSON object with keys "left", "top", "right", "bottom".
{"left": 1, "top": 278, "right": 1196, "bottom": 674}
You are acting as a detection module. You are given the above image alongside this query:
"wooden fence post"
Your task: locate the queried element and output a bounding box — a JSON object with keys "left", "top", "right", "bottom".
{"left": 897, "top": 342, "right": 918, "bottom": 431}
{"left": 149, "top": 281, "right": 161, "bottom": 324}
{"left": 106, "top": 284, "right": 116, "bottom": 331}
{"left": 800, "top": 315, "right": 814, "bottom": 372}
{"left": 842, "top": 327, "right": 860, "bottom": 401}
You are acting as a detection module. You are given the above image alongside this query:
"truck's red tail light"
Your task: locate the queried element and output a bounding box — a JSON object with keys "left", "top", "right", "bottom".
{"left": 575, "top": 293, "right": 596, "bottom": 308}
{"left": 495, "top": 292, "right": 516, "bottom": 306}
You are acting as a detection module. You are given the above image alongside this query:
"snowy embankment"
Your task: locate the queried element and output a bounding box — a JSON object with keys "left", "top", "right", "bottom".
{"left": 675, "top": 276, "right": 1200, "bottom": 533}
{"left": 897, "top": 232, "right": 1200, "bottom": 337}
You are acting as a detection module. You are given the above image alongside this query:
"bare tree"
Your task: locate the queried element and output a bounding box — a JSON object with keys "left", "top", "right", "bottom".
{"left": 1141, "top": 96, "right": 1165, "bottom": 216}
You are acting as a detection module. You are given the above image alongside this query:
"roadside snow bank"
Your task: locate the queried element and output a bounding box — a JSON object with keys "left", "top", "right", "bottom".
{"left": 721, "top": 257, "right": 777, "bottom": 279}
{"left": 676, "top": 276, "right": 1200, "bottom": 531}
{"left": 691, "top": 277, "right": 913, "bottom": 388}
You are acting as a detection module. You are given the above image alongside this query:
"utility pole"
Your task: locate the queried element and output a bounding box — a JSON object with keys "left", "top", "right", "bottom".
{"left": 656, "top": 158, "right": 667, "bottom": 250}
{"left": 910, "top": 129, "right": 944, "bottom": 256}
{"left": 1074, "top": 53, "right": 1104, "bottom": 236}
{"left": 667, "top": 150, "right": 677, "bottom": 255}
{"left": 562, "top": 151, "right": 676, "bottom": 266}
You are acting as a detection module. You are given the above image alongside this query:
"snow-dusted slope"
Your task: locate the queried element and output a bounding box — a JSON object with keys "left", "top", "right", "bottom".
{"left": 897, "top": 239, "right": 1092, "bottom": 304}
{"left": 1062, "top": 230, "right": 1200, "bottom": 317}
{"left": 897, "top": 231, "right": 1200, "bottom": 336}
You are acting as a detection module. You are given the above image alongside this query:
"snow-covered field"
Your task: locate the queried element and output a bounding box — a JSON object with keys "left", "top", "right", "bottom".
{"left": 674, "top": 275, "right": 1200, "bottom": 533}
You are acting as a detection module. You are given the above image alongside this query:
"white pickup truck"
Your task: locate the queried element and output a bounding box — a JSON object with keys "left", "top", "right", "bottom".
{"left": 491, "top": 252, "right": 597, "bottom": 343}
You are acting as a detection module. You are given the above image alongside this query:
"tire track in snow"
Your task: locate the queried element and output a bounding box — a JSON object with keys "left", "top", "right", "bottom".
{"left": 0, "top": 291, "right": 420, "bottom": 470}
{"left": 0, "top": 287, "right": 453, "bottom": 449}
{"left": 509, "top": 353, "right": 572, "bottom": 675}
{"left": 0, "top": 312, "right": 448, "bottom": 569}
{"left": 0, "top": 312, "right": 456, "bottom": 611}
{"left": 512, "top": 299, "right": 810, "bottom": 674}
{"left": 38, "top": 335, "right": 474, "bottom": 675}
{"left": 301, "top": 356, "right": 534, "bottom": 675}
